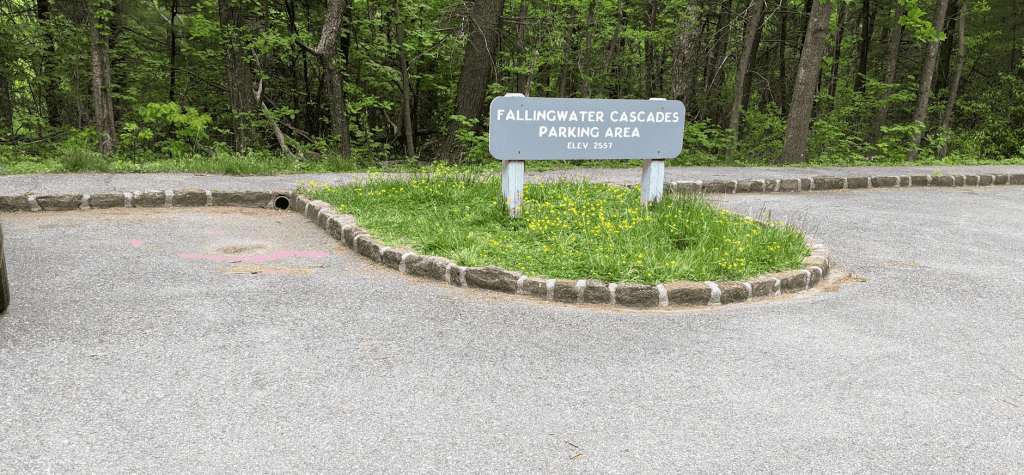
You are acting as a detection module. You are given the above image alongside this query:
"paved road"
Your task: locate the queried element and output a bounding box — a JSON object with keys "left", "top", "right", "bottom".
{"left": 1, "top": 168, "right": 1023, "bottom": 472}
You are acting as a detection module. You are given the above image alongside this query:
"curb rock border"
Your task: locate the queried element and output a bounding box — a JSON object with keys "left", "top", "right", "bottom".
{"left": 0, "top": 184, "right": 843, "bottom": 310}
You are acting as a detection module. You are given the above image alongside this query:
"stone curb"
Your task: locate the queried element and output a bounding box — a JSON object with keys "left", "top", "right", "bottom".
{"left": 667, "top": 173, "right": 1024, "bottom": 194}
{"left": 0, "top": 187, "right": 830, "bottom": 310}
{"left": 290, "top": 193, "right": 831, "bottom": 310}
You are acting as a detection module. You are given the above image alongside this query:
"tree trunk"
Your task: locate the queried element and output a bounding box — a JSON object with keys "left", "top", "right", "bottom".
{"left": 582, "top": 0, "right": 595, "bottom": 97}
{"left": 778, "top": 0, "right": 832, "bottom": 164}
{"left": 220, "top": 0, "right": 257, "bottom": 152}
{"left": 396, "top": 0, "right": 415, "bottom": 157}
{"left": 709, "top": 0, "right": 732, "bottom": 126}
{"left": 0, "top": 75, "right": 11, "bottom": 133}
{"left": 906, "top": 0, "right": 950, "bottom": 162}
{"left": 515, "top": 0, "right": 529, "bottom": 94}
{"left": 88, "top": 0, "right": 118, "bottom": 155}
{"left": 868, "top": 3, "right": 904, "bottom": 149}
{"left": 297, "top": 0, "right": 352, "bottom": 157}
{"left": 779, "top": 10, "right": 788, "bottom": 115}
{"left": 853, "top": 0, "right": 874, "bottom": 94}
{"left": 597, "top": 0, "right": 623, "bottom": 97}
{"left": 643, "top": 0, "right": 660, "bottom": 99}
{"left": 557, "top": 5, "right": 575, "bottom": 97}
{"left": 740, "top": 19, "right": 762, "bottom": 114}
{"left": 37, "top": 0, "right": 65, "bottom": 128}
{"left": 938, "top": 2, "right": 967, "bottom": 158}
{"left": 826, "top": 1, "right": 848, "bottom": 104}
{"left": 670, "top": 1, "right": 703, "bottom": 105}
{"left": 169, "top": 0, "right": 177, "bottom": 102}
{"left": 440, "top": 0, "right": 504, "bottom": 161}
{"left": 729, "top": 0, "right": 764, "bottom": 137}
{"left": 936, "top": 0, "right": 959, "bottom": 92}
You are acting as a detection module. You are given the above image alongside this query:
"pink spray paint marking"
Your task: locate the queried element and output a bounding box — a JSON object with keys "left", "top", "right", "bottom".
{"left": 179, "top": 250, "right": 329, "bottom": 263}
{"left": 205, "top": 231, "right": 224, "bottom": 235}
{"left": 131, "top": 240, "right": 142, "bottom": 247}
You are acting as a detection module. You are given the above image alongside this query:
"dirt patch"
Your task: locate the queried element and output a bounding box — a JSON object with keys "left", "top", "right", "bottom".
{"left": 816, "top": 273, "right": 869, "bottom": 293}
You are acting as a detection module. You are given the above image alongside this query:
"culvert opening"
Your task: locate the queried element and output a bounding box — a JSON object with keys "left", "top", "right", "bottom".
{"left": 274, "top": 196, "right": 291, "bottom": 210}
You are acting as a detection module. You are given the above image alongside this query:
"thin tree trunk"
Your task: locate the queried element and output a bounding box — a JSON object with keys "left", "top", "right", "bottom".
{"left": 868, "top": 3, "right": 904, "bottom": 149}
{"left": 740, "top": 19, "right": 762, "bottom": 113}
{"left": 779, "top": 9, "right": 788, "bottom": 115}
{"left": 582, "top": 0, "right": 595, "bottom": 97}
{"left": 710, "top": 0, "right": 732, "bottom": 126}
{"left": 220, "top": 0, "right": 257, "bottom": 152}
{"left": 779, "top": 0, "right": 832, "bottom": 164}
{"left": 37, "top": 0, "right": 64, "bottom": 128}
{"left": 253, "top": 78, "right": 293, "bottom": 156}
{"left": 936, "top": 0, "right": 959, "bottom": 92}
{"left": 558, "top": 5, "right": 575, "bottom": 97}
{"left": 396, "top": 0, "right": 415, "bottom": 157}
{"left": 938, "top": 2, "right": 967, "bottom": 158}
{"left": 88, "top": 0, "right": 118, "bottom": 155}
{"left": 0, "top": 75, "right": 11, "bottom": 133}
{"left": 644, "top": 0, "right": 660, "bottom": 99}
{"left": 729, "top": 0, "right": 764, "bottom": 137}
{"left": 853, "top": 0, "right": 874, "bottom": 93}
{"left": 296, "top": 0, "right": 352, "bottom": 157}
{"left": 169, "top": 0, "right": 177, "bottom": 102}
{"left": 906, "top": 0, "right": 950, "bottom": 162}
{"left": 826, "top": 1, "right": 848, "bottom": 105}
{"left": 670, "top": 1, "right": 703, "bottom": 105}
{"left": 440, "top": 0, "right": 504, "bottom": 161}
{"left": 515, "top": 0, "right": 529, "bottom": 94}
{"left": 597, "top": 0, "right": 623, "bottom": 97}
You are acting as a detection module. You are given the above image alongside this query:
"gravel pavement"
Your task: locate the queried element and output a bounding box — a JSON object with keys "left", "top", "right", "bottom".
{"left": 1, "top": 167, "right": 1023, "bottom": 473}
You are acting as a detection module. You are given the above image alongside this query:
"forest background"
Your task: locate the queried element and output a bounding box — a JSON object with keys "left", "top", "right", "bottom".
{"left": 0, "top": 0, "right": 1022, "bottom": 174}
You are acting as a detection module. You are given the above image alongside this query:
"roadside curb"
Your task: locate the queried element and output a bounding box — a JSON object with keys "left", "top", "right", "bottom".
{"left": 666, "top": 172, "right": 1024, "bottom": 194}
{"left": 0, "top": 187, "right": 832, "bottom": 309}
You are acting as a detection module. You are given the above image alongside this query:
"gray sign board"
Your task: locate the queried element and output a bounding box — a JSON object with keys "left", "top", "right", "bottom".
{"left": 488, "top": 96, "right": 685, "bottom": 161}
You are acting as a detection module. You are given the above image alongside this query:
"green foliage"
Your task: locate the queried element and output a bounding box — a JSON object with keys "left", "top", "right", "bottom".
{"left": 449, "top": 114, "right": 491, "bottom": 164}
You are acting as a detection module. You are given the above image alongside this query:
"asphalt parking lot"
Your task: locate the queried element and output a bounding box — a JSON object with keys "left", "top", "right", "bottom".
{"left": 1, "top": 169, "right": 1023, "bottom": 473}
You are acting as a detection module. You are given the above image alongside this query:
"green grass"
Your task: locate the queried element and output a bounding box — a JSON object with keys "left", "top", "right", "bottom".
{"left": 298, "top": 164, "right": 811, "bottom": 284}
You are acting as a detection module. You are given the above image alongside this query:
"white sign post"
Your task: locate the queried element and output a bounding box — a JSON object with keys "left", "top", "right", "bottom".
{"left": 488, "top": 93, "right": 685, "bottom": 217}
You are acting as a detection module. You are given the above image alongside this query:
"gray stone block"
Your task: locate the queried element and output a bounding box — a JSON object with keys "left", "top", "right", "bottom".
{"left": 717, "top": 281, "right": 749, "bottom": 304}
{"left": 931, "top": 175, "right": 953, "bottom": 187}
{"left": 994, "top": 174, "right": 1009, "bottom": 185}
{"left": 0, "top": 196, "right": 33, "bottom": 212}
{"left": 381, "top": 248, "right": 405, "bottom": 270}
{"left": 812, "top": 176, "right": 844, "bottom": 191}
{"left": 846, "top": 177, "right": 869, "bottom": 189}
{"left": 979, "top": 175, "right": 994, "bottom": 186}
{"left": 763, "top": 179, "right": 779, "bottom": 192}
{"left": 802, "top": 256, "right": 829, "bottom": 278}
{"left": 736, "top": 180, "right": 763, "bottom": 193}
{"left": 522, "top": 277, "right": 549, "bottom": 299}
{"left": 899, "top": 176, "right": 912, "bottom": 187}
{"left": 773, "top": 270, "right": 809, "bottom": 293}
{"left": 325, "top": 216, "right": 345, "bottom": 242}
{"left": 800, "top": 178, "right": 811, "bottom": 190}
{"left": 464, "top": 266, "right": 520, "bottom": 294}
{"left": 583, "top": 280, "right": 611, "bottom": 304}
{"left": 86, "top": 192, "right": 126, "bottom": 209}
{"left": 172, "top": 188, "right": 207, "bottom": 207}
{"left": 293, "top": 194, "right": 311, "bottom": 213}
{"left": 672, "top": 182, "right": 701, "bottom": 194}
{"left": 36, "top": 194, "right": 83, "bottom": 211}
{"left": 132, "top": 190, "right": 165, "bottom": 207}
{"left": 354, "top": 235, "right": 383, "bottom": 263}
{"left": 552, "top": 279, "right": 580, "bottom": 303}
{"left": 615, "top": 283, "right": 660, "bottom": 308}
{"left": 211, "top": 191, "right": 272, "bottom": 207}
{"left": 871, "top": 176, "right": 899, "bottom": 188}
{"left": 406, "top": 256, "right": 451, "bottom": 281}
{"left": 703, "top": 180, "right": 735, "bottom": 194}
{"left": 953, "top": 175, "right": 965, "bottom": 186}
{"left": 965, "top": 175, "right": 979, "bottom": 186}
{"left": 342, "top": 226, "right": 368, "bottom": 248}
{"left": 1009, "top": 174, "right": 1024, "bottom": 185}
{"left": 747, "top": 276, "right": 777, "bottom": 299}
{"left": 663, "top": 281, "right": 710, "bottom": 306}
{"left": 807, "top": 266, "right": 822, "bottom": 288}
{"left": 910, "top": 175, "right": 929, "bottom": 186}
{"left": 779, "top": 178, "right": 801, "bottom": 192}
